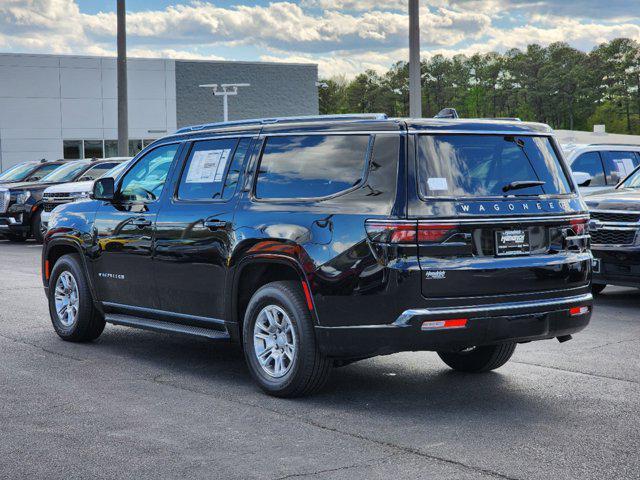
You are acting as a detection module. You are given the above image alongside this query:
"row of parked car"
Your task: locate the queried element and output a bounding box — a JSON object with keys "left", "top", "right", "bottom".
{"left": 0, "top": 157, "right": 130, "bottom": 242}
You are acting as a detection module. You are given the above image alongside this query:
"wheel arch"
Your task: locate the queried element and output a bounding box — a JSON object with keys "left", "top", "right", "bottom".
{"left": 229, "top": 254, "right": 318, "bottom": 342}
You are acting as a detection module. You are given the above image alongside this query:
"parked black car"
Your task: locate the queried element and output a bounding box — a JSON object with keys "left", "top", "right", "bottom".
{"left": 0, "top": 158, "right": 124, "bottom": 243}
{"left": 585, "top": 165, "right": 640, "bottom": 293}
{"left": 0, "top": 159, "right": 71, "bottom": 185}
{"left": 42, "top": 115, "right": 593, "bottom": 397}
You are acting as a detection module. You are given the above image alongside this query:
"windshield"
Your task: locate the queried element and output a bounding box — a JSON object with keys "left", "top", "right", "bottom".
{"left": 619, "top": 166, "right": 640, "bottom": 188}
{"left": 417, "top": 135, "right": 572, "bottom": 198}
{"left": 76, "top": 162, "right": 123, "bottom": 181}
{"left": 101, "top": 161, "right": 129, "bottom": 179}
{"left": 0, "top": 162, "right": 36, "bottom": 182}
{"left": 39, "top": 162, "right": 90, "bottom": 183}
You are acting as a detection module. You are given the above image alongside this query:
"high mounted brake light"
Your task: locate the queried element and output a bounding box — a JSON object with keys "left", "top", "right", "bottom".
{"left": 365, "top": 220, "right": 456, "bottom": 244}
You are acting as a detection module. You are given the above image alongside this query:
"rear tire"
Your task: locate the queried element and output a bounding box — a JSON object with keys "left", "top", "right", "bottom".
{"left": 592, "top": 284, "right": 606, "bottom": 295}
{"left": 438, "top": 343, "right": 516, "bottom": 373}
{"left": 242, "top": 281, "right": 332, "bottom": 397}
{"left": 31, "top": 209, "right": 44, "bottom": 244}
{"left": 48, "top": 254, "right": 105, "bottom": 342}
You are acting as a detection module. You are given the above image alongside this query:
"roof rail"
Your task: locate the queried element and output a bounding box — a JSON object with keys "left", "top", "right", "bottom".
{"left": 175, "top": 113, "right": 389, "bottom": 134}
{"left": 582, "top": 143, "right": 640, "bottom": 148}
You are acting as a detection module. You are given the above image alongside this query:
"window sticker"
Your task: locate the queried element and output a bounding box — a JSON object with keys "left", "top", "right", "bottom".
{"left": 185, "top": 149, "right": 231, "bottom": 183}
{"left": 427, "top": 177, "right": 448, "bottom": 191}
{"left": 612, "top": 158, "right": 635, "bottom": 178}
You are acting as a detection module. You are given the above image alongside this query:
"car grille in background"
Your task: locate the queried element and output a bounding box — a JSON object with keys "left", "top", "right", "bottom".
{"left": 0, "top": 189, "right": 9, "bottom": 213}
{"left": 590, "top": 229, "right": 637, "bottom": 245}
{"left": 590, "top": 211, "right": 640, "bottom": 223}
{"left": 43, "top": 203, "right": 58, "bottom": 212}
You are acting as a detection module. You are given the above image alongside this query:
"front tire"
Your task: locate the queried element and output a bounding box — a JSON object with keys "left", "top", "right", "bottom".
{"left": 438, "top": 343, "right": 516, "bottom": 373}
{"left": 242, "top": 281, "right": 332, "bottom": 397}
{"left": 48, "top": 254, "right": 105, "bottom": 342}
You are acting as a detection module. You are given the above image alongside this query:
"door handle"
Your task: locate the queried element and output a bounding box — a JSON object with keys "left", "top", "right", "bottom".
{"left": 203, "top": 218, "right": 229, "bottom": 230}
{"left": 131, "top": 217, "right": 152, "bottom": 228}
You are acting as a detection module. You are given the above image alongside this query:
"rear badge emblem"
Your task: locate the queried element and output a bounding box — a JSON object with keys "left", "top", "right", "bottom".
{"left": 425, "top": 270, "right": 446, "bottom": 280}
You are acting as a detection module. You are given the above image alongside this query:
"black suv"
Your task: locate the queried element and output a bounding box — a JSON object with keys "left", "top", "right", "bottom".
{"left": 0, "top": 158, "right": 124, "bottom": 243}
{"left": 42, "top": 115, "right": 593, "bottom": 397}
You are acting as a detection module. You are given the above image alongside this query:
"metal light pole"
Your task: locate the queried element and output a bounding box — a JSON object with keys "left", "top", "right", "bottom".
{"left": 117, "top": 0, "right": 129, "bottom": 156}
{"left": 409, "top": 0, "right": 422, "bottom": 118}
{"left": 199, "top": 84, "right": 250, "bottom": 122}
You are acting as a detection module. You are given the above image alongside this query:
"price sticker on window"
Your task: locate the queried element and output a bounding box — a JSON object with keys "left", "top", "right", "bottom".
{"left": 185, "top": 149, "right": 231, "bottom": 183}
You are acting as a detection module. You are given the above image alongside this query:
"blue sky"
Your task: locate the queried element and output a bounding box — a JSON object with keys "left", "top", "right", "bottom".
{"left": 1, "top": 1, "right": 639, "bottom": 77}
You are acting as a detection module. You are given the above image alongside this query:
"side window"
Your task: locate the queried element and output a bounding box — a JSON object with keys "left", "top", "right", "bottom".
{"left": 223, "top": 138, "right": 252, "bottom": 200}
{"left": 603, "top": 151, "right": 640, "bottom": 184}
{"left": 79, "top": 162, "right": 120, "bottom": 181}
{"left": 177, "top": 138, "right": 239, "bottom": 201}
{"left": 255, "top": 135, "right": 370, "bottom": 200}
{"left": 571, "top": 152, "right": 606, "bottom": 187}
{"left": 119, "top": 144, "right": 179, "bottom": 202}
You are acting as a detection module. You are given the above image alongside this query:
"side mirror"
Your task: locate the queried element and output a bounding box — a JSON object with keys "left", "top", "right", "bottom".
{"left": 572, "top": 171, "right": 592, "bottom": 188}
{"left": 92, "top": 177, "right": 115, "bottom": 201}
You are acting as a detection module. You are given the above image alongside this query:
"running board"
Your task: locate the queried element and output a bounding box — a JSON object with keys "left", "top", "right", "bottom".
{"left": 105, "top": 314, "right": 230, "bottom": 340}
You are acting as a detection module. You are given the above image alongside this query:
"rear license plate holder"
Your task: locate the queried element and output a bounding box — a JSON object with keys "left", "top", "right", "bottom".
{"left": 495, "top": 229, "right": 530, "bottom": 256}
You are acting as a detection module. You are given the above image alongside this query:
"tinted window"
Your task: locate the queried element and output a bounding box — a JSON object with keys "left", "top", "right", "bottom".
{"left": 255, "top": 135, "right": 369, "bottom": 199}
{"left": 223, "top": 138, "right": 251, "bottom": 200}
{"left": 571, "top": 152, "right": 606, "bottom": 187}
{"left": 602, "top": 151, "right": 640, "bottom": 185}
{"left": 417, "top": 135, "right": 571, "bottom": 197}
{"left": 178, "top": 138, "right": 239, "bottom": 201}
{"left": 63, "top": 140, "right": 82, "bottom": 159}
{"left": 120, "top": 144, "right": 178, "bottom": 202}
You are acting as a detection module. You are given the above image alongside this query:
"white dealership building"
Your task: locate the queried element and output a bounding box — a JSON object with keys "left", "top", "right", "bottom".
{"left": 0, "top": 53, "right": 319, "bottom": 171}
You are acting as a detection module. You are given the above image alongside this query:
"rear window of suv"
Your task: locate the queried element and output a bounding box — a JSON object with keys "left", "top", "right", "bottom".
{"left": 417, "top": 134, "right": 572, "bottom": 198}
{"left": 255, "top": 135, "right": 370, "bottom": 200}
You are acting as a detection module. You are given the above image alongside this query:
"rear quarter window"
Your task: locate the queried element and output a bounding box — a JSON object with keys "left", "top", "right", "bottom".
{"left": 254, "top": 135, "right": 370, "bottom": 200}
{"left": 417, "top": 134, "right": 572, "bottom": 198}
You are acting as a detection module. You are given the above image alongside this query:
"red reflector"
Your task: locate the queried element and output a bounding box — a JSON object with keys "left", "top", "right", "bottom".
{"left": 421, "top": 318, "right": 468, "bottom": 331}
{"left": 301, "top": 281, "right": 314, "bottom": 311}
{"left": 45, "top": 260, "right": 50, "bottom": 280}
{"left": 569, "top": 306, "right": 589, "bottom": 316}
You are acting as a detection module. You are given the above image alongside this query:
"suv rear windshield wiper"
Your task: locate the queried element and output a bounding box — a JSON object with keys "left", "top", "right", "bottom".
{"left": 502, "top": 180, "right": 546, "bottom": 193}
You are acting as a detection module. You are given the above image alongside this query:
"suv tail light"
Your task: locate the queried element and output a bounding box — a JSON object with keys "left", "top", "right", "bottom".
{"left": 365, "top": 220, "right": 456, "bottom": 244}
{"left": 569, "top": 218, "right": 588, "bottom": 236}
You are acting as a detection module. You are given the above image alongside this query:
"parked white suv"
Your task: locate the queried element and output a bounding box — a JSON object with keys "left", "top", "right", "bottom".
{"left": 564, "top": 144, "right": 640, "bottom": 195}
{"left": 41, "top": 159, "right": 130, "bottom": 231}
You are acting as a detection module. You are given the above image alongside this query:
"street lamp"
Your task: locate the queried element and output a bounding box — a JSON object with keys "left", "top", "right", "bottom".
{"left": 409, "top": 0, "right": 422, "bottom": 118}
{"left": 199, "top": 83, "right": 250, "bottom": 122}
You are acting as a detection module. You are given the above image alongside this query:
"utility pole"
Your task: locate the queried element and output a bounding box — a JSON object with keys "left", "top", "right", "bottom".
{"left": 409, "top": 0, "right": 422, "bottom": 118}
{"left": 117, "top": 0, "right": 129, "bottom": 156}
{"left": 200, "top": 84, "right": 250, "bottom": 122}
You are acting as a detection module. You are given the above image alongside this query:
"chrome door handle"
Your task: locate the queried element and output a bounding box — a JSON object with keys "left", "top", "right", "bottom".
{"left": 131, "top": 217, "right": 152, "bottom": 228}
{"left": 203, "top": 219, "right": 229, "bottom": 230}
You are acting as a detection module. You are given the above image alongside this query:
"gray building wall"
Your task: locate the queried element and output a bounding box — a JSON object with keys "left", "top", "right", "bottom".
{"left": 175, "top": 60, "right": 318, "bottom": 128}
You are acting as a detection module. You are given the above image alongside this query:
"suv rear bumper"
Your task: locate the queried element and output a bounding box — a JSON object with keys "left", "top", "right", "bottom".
{"left": 315, "top": 293, "right": 592, "bottom": 358}
{"left": 0, "top": 215, "right": 29, "bottom": 236}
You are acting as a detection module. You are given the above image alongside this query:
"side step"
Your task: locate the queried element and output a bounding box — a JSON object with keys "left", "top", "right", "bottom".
{"left": 105, "top": 314, "right": 231, "bottom": 340}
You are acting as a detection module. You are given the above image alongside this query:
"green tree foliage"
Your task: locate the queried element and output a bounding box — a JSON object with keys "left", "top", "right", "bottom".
{"left": 318, "top": 38, "right": 640, "bottom": 135}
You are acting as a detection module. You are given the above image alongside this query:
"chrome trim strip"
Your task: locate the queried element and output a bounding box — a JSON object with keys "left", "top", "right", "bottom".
{"left": 394, "top": 293, "right": 593, "bottom": 326}
{"left": 593, "top": 225, "right": 638, "bottom": 231}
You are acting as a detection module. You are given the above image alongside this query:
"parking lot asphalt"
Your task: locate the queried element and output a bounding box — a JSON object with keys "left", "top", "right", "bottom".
{"left": 0, "top": 240, "right": 638, "bottom": 480}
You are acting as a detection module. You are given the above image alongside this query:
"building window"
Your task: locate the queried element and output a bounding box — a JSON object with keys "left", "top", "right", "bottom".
{"left": 63, "top": 140, "right": 82, "bottom": 159}
{"left": 143, "top": 139, "right": 157, "bottom": 148}
{"left": 84, "top": 140, "right": 104, "bottom": 159}
{"left": 129, "top": 139, "right": 143, "bottom": 156}
{"left": 104, "top": 140, "right": 118, "bottom": 158}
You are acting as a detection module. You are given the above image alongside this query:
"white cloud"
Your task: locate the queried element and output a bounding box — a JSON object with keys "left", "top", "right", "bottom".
{"left": 0, "top": 0, "right": 638, "bottom": 79}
